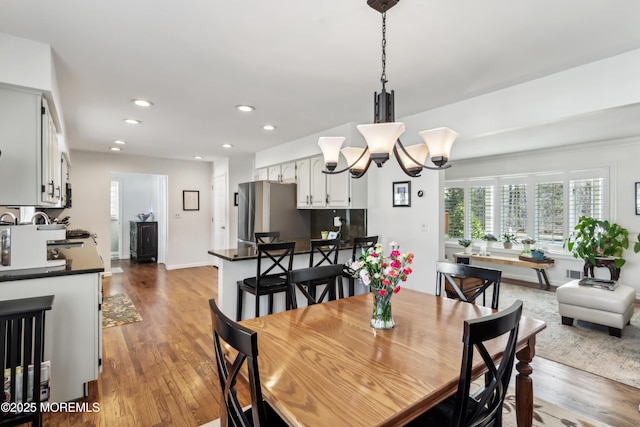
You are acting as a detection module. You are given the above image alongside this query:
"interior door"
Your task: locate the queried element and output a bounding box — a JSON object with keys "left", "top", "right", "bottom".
{"left": 213, "top": 174, "right": 228, "bottom": 258}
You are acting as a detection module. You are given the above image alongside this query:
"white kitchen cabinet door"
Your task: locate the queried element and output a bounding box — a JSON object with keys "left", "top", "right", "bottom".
{"left": 296, "top": 158, "right": 311, "bottom": 208}
{"left": 280, "top": 161, "right": 296, "bottom": 183}
{"left": 326, "top": 157, "right": 350, "bottom": 207}
{"left": 256, "top": 168, "right": 268, "bottom": 181}
{"left": 268, "top": 165, "right": 281, "bottom": 181}
{"left": 310, "top": 156, "right": 327, "bottom": 207}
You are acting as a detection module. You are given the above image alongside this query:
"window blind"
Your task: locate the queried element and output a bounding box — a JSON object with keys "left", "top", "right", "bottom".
{"left": 569, "top": 178, "right": 604, "bottom": 229}
{"left": 535, "top": 181, "right": 564, "bottom": 243}
{"left": 500, "top": 183, "right": 527, "bottom": 238}
{"left": 444, "top": 187, "right": 464, "bottom": 239}
{"left": 110, "top": 181, "right": 120, "bottom": 220}
{"left": 469, "top": 185, "right": 493, "bottom": 239}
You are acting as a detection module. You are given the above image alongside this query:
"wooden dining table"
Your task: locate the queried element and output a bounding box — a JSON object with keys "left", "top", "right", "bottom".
{"left": 240, "top": 288, "right": 546, "bottom": 427}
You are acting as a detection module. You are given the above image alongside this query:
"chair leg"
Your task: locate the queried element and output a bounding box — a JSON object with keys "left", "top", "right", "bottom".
{"left": 255, "top": 294, "right": 261, "bottom": 318}
{"left": 268, "top": 294, "right": 274, "bottom": 315}
{"left": 236, "top": 289, "right": 243, "bottom": 321}
{"left": 348, "top": 277, "right": 355, "bottom": 297}
{"left": 337, "top": 277, "right": 344, "bottom": 299}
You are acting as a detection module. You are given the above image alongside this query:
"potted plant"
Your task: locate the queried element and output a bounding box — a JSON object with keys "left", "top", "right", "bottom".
{"left": 482, "top": 233, "right": 498, "bottom": 248}
{"left": 458, "top": 238, "right": 473, "bottom": 254}
{"left": 520, "top": 237, "right": 536, "bottom": 253}
{"left": 501, "top": 232, "right": 518, "bottom": 249}
{"left": 564, "top": 216, "right": 638, "bottom": 271}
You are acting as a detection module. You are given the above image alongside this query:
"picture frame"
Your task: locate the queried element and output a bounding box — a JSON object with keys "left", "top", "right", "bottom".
{"left": 393, "top": 181, "right": 411, "bottom": 207}
{"left": 234, "top": 192, "right": 239, "bottom": 207}
{"left": 636, "top": 182, "right": 640, "bottom": 215}
{"left": 183, "top": 190, "right": 200, "bottom": 211}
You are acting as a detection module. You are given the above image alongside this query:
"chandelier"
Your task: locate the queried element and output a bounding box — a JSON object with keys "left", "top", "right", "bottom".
{"left": 318, "top": 0, "right": 458, "bottom": 179}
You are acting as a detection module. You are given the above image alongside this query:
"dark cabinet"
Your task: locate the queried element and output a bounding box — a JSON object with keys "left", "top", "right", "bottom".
{"left": 130, "top": 221, "right": 158, "bottom": 262}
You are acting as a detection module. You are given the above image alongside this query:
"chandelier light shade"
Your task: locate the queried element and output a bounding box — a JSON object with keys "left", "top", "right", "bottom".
{"left": 318, "top": 137, "right": 346, "bottom": 171}
{"left": 341, "top": 147, "right": 371, "bottom": 178}
{"left": 396, "top": 143, "right": 429, "bottom": 174}
{"left": 419, "top": 127, "right": 458, "bottom": 167}
{"left": 356, "top": 122, "right": 405, "bottom": 167}
{"left": 318, "top": 0, "right": 458, "bottom": 178}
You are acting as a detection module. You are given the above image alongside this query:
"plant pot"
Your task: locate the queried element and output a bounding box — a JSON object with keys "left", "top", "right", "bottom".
{"left": 503, "top": 242, "right": 513, "bottom": 249}
{"left": 464, "top": 246, "right": 472, "bottom": 254}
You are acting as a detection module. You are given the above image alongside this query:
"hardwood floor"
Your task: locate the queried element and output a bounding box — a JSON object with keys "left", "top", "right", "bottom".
{"left": 42, "top": 260, "right": 639, "bottom": 426}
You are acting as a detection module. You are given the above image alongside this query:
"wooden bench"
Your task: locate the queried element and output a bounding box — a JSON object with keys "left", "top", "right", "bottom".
{"left": 454, "top": 253, "right": 554, "bottom": 289}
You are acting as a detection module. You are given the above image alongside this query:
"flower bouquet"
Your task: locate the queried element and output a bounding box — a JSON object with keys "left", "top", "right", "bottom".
{"left": 345, "top": 241, "right": 414, "bottom": 329}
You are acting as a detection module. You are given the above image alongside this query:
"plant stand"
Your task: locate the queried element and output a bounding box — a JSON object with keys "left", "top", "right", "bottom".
{"left": 583, "top": 257, "right": 620, "bottom": 281}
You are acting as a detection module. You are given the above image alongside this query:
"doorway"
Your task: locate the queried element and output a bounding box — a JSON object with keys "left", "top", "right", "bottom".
{"left": 110, "top": 172, "right": 168, "bottom": 264}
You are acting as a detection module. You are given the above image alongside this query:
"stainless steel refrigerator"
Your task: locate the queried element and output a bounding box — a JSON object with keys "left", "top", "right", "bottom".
{"left": 237, "top": 181, "right": 310, "bottom": 244}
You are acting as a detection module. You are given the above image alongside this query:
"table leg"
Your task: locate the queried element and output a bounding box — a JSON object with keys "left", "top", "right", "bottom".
{"left": 533, "top": 268, "right": 550, "bottom": 290}
{"left": 515, "top": 336, "right": 535, "bottom": 427}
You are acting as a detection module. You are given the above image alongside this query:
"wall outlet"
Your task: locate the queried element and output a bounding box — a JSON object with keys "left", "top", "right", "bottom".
{"left": 333, "top": 216, "right": 342, "bottom": 227}
{"left": 174, "top": 213, "right": 181, "bottom": 219}
{"left": 419, "top": 223, "right": 428, "bottom": 232}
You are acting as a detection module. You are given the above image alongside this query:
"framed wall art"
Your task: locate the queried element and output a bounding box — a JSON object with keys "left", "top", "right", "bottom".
{"left": 392, "top": 181, "right": 411, "bottom": 207}
{"left": 183, "top": 190, "right": 200, "bottom": 211}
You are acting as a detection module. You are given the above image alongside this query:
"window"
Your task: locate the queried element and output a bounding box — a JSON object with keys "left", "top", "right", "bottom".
{"left": 110, "top": 180, "right": 120, "bottom": 220}
{"left": 445, "top": 168, "right": 607, "bottom": 245}
{"left": 444, "top": 187, "right": 464, "bottom": 239}
{"left": 535, "top": 181, "right": 564, "bottom": 243}
{"left": 500, "top": 183, "right": 527, "bottom": 239}
{"left": 469, "top": 185, "right": 493, "bottom": 239}
{"left": 569, "top": 177, "right": 604, "bottom": 229}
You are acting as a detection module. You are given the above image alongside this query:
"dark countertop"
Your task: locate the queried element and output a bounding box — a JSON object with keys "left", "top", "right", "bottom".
{"left": 0, "top": 238, "right": 104, "bottom": 282}
{"left": 208, "top": 238, "right": 355, "bottom": 262}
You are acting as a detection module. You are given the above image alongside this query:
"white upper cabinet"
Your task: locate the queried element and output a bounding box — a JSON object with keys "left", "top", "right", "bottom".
{"left": 0, "top": 87, "right": 63, "bottom": 207}
{"left": 296, "top": 158, "right": 312, "bottom": 208}
{"left": 280, "top": 161, "right": 296, "bottom": 183}
{"left": 256, "top": 168, "right": 268, "bottom": 181}
{"left": 267, "top": 165, "right": 281, "bottom": 181}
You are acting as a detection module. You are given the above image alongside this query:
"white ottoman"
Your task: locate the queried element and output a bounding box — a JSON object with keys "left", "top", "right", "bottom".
{"left": 556, "top": 279, "right": 635, "bottom": 337}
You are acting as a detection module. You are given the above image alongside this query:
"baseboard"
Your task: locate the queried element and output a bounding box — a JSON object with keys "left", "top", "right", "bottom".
{"left": 165, "top": 261, "right": 214, "bottom": 271}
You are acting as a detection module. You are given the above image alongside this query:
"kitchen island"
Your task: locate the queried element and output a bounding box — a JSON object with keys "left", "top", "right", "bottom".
{"left": 209, "top": 239, "right": 365, "bottom": 320}
{"left": 0, "top": 238, "right": 103, "bottom": 402}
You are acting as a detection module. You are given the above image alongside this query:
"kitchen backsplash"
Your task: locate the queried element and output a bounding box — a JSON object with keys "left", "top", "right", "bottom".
{"left": 309, "top": 209, "right": 366, "bottom": 243}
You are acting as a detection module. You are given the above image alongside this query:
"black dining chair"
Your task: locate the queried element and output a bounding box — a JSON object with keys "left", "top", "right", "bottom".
{"left": 346, "top": 235, "right": 378, "bottom": 296}
{"left": 209, "top": 299, "right": 288, "bottom": 427}
{"left": 435, "top": 261, "right": 502, "bottom": 310}
{"left": 236, "top": 241, "right": 295, "bottom": 321}
{"left": 307, "top": 237, "right": 343, "bottom": 299}
{"left": 254, "top": 231, "right": 280, "bottom": 244}
{"left": 407, "top": 300, "right": 523, "bottom": 427}
{"left": 288, "top": 264, "right": 345, "bottom": 308}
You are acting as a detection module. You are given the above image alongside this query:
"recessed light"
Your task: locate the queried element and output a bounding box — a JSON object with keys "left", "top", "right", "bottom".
{"left": 194, "top": 156, "right": 203, "bottom": 160}
{"left": 132, "top": 99, "right": 153, "bottom": 107}
{"left": 110, "top": 147, "right": 121, "bottom": 151}
{"left": 263, "top": 125, "right": 276, "bottom": 131}
{"left": 222, "top": 143, "right": 233, "bottom": 148}
{"left": 235, "top": 105, "right": 255, "bottom": 112}
{"left": 124, "top": 118, "right": 141, "bottom": 125}
{"left": 114, "top": 140, "right": 127, "bottom": 145}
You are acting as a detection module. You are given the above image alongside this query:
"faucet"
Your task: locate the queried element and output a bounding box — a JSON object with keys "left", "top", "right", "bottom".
{"left": 31, "top": 212, "right": 50, "bottom": 225}
{"left": 0, "top": 212, "right": 17, "bottom": 225}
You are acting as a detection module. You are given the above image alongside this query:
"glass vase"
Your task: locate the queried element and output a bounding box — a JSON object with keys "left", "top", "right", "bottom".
{"left": 371, "top": 292, "right": 395, "bottom": 329}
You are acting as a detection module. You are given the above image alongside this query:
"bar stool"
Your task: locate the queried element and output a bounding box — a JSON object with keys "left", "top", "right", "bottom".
{"left": 347, "top": 236, "right": 378, "bottom": 296}
{"left": 306, "top": 238, "right": 342, "bottom": 300}
{"left": 0, "top": 295, "right": 54, "bottom": 427}
{"left": 254, "top": 231, "right": 280, "bottom": 243}
{"left": 237, "top": 241, "right": 295, "bottom": 320}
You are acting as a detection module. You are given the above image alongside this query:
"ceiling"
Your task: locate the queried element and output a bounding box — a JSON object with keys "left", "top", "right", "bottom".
{"left": 2, "top": 0, "right": 640, "bottom": 163}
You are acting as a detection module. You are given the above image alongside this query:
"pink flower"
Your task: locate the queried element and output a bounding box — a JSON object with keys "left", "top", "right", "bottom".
{"left": 378, "top": 289, "right": 386, "bottom": 297}
{"left": 403, "top": 267, "right": 412, "bottom": 275}
{"left": 360, "top": 270, "right": 371, "bottom": 286}
{"left": 393, "top": 285, "right": 401, "bottom": 294}
{"left": 390, "top": 250, "right": 400, "bottom": 257}
{"left": 382, "top": 278, "right": 390, "bottom": 286}
{"left": 388, "top": 269, "right": 398, "bottom": 278}
{"left": 390, "top": 259, "right": 400, "bottom": 269}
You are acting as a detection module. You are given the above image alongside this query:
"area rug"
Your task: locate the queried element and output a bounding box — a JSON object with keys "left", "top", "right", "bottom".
{"left": 499, "top": 282, "right": 640, "bottom": 388}
{"left": 102, "top": 293, "right": 143, "bottom": 328}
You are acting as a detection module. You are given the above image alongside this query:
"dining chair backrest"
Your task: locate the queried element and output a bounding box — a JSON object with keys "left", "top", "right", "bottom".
{"left": 435, "top": 261, "right": 502, "bottom": 310}
{"left": 255, "top": 241, "right": 295, "bottom": 281}
{"left": 255, "top": 231, "right": 280, "bottom": 244}
{"left": 450, "top": 299, "right": 523, "bottom": 427}
{"left": 309, "top": 238, "right": 341, "bottom": 268}
{"left": 209, "top": 298, "right": 268, "bottom": 427}
{"left": 288, "top": 264, "right": 345, "bottom": 308}
{"left": 351, "top": 236, "right": 378, "bottom": 261}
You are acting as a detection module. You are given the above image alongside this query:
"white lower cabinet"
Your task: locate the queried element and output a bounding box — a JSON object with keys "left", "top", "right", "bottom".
{"left": 0, "top": 272, "right": 102, "bottom": 402}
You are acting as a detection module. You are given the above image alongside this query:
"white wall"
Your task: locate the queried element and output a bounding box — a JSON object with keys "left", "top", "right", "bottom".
{"left": 445, "top": 138, "right": 640, "bottom": 296}
{"left": 68, "top": 151, "right": 213, "bottom": 272}
{"left": 366, "top": 160, "right": 444, "bottom": 295}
